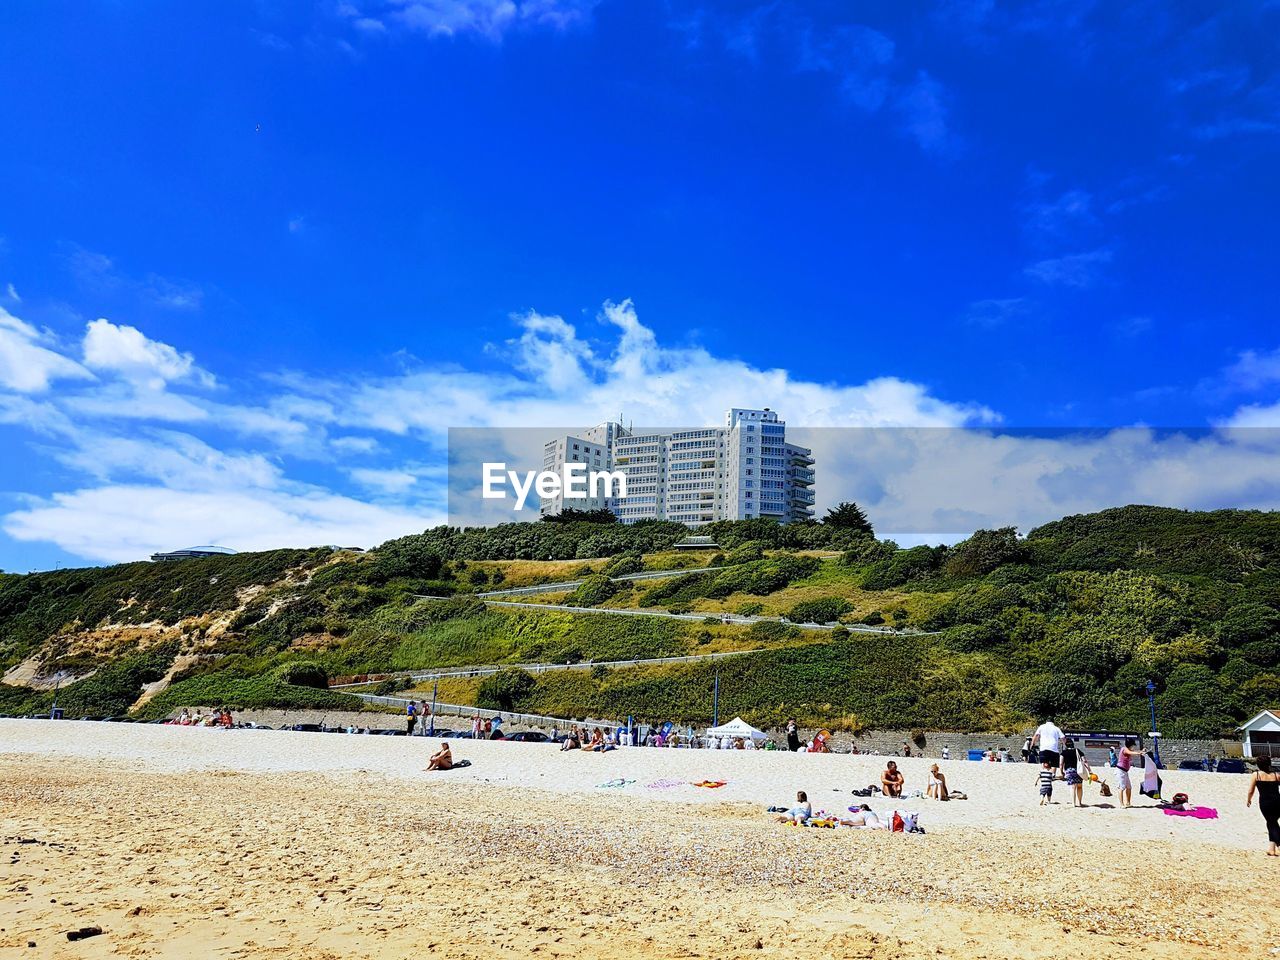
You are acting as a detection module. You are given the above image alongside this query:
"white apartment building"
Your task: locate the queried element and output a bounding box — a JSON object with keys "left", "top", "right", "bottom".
{"left": 540, "top": 408, "right": 815, "bottom": 525}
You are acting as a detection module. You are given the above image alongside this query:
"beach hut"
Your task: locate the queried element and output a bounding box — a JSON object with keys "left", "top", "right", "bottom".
{"left": 1238, "top": 708, "right": 1280, "bottom": 760}
{"left": 704, "top": 717, "right": 769, "bottom": 742}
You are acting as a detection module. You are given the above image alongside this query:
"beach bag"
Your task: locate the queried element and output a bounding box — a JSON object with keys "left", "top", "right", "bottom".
{"left": 1098, "top": 782, "right": 1112, "bottom": 797}
{"left": 1171, "top": 792, "right": 1189, "bottom": 806}
{"left": 891, "top": 812, "right": 905, "bottom": 833}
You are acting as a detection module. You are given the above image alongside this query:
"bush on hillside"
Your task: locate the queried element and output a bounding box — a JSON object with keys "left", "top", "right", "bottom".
{"left": 566, "top": 574, "right": 619, "bottom": 607}
{"left": 275, "top": 660, "right": 329, "bottom": 689}
{"left": 787, "top": 598, "right": 853, "bottom": 624}
{"left": 477, "top": 668, "right": 536, "bottom": 711}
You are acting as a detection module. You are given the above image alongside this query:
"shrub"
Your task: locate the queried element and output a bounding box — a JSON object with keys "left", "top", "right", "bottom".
{"left": 275, "top": 661, "right": 329, "bottom": 689}
{"left": 724, "top": 542, "right": 766, "bottom": 565}
{"left": 601, "top": 554, "right": 644, "bottom": 577}
{"left": 787, "top": 598, "right": 853, "bottom": 624}
{"left": 566, "top": 574, "right": 619, "bottom": 608}
{"left": 476, "top": 668, "right": 536, "bottom": 711}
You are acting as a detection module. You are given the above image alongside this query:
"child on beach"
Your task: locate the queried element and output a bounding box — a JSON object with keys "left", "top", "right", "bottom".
{"left": 773, "top": 791, "right": 811, "bottom": 824}
{"left": 1037, "top": 760, "right": 1055, "bottom": 805}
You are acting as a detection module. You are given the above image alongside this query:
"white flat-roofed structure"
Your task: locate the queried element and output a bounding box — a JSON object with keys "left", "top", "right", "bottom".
{"left": 150, "top": 545, "right": 237, "bottom": 562}
{"left": 540, "top": 408, "right": 814, "bottom": 526}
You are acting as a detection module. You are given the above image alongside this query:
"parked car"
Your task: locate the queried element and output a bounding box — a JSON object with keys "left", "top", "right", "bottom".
{"left": 504, "top": 731, "right": 550, "bottom": 743}
{"left": 1214, "top": 758, "right": 1247, "bottom": 774}
{"left": 1177, "top": 759, "right": 1207, "bottom": 771}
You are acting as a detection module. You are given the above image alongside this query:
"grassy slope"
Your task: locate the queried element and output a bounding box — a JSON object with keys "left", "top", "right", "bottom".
{"left": 2, "top": 508, "right": 1277, "bottom": 733}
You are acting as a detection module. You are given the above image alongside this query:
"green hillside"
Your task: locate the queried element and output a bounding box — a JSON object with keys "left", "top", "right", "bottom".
{"left": 1, "top": 507, "right": 1277, "bottom": 735}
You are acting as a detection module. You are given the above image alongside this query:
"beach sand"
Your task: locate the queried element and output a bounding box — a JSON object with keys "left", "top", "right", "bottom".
{"left": 2, "top": 720, "right": 1276, "bottom": 959}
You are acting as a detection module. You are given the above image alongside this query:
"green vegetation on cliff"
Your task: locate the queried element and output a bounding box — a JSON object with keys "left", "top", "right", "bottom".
{"left": 1, "top": 507, "right": 1277, "bottom": 735}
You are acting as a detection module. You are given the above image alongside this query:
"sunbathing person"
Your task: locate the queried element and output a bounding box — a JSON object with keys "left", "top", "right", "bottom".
{"left": 926, "top": 763, "right": 949, "bottom": 800}
{"left": 882, "top": 761, "right": 904, "bottom": 798}
{"left": 841, "top": 804, "right": 881, "bottom": 828}
{"left": 773, "top": 791, "right": 812, "bottom": 824}
{"left": 583, "top": 728, "right": 605, "bottom": 751}
{"left": 425, "top": 742, "right": 453, "bottom": 771}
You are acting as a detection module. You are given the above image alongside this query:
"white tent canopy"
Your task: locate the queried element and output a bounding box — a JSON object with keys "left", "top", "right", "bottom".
{"left": 704, "top": 717, "right": 769, "bottom": 740}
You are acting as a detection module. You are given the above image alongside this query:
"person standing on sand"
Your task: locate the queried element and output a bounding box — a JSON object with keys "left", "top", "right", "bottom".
{"left": 1245, "top": 755, "right": 1279, "bottom": 856}
{"left": 1030, "top": 718, "right": 1065, "bottom": 769}
{"left": 786, "top": 720, "right": 801, "bottom": 752}
{"left": 406, "top": 701, "right": 418, "bottom": 737}
{"left": 1115, "top": 738, "right": 1144, "bottom": 808}
{"left": 471, "top": 714, "right": 482, "bottom": 739}
{"left": 1021, "top": 736, "right": 1031, "bottom": 763}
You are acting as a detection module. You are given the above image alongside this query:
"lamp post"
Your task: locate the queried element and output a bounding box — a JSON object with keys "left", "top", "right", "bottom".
{"left": 428, "top": 678, "right": 439, "bottom": 736}
{"left": 50, "top": 670, "right": 66, "bottom": 720}
{"left": 1145, "top": 679, "right": 1161, "bottom": 768}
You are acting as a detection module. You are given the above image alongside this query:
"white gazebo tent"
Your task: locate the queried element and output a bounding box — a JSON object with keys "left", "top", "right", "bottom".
{"left": 704, "top": 717, "right": 769, "bottom": 741}
{"left": 1238, "top": 708, "right": 1280, "bottom": 760}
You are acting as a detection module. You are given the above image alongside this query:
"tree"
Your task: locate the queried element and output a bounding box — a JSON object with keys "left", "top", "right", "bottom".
{"left": 823, "top": 502, "right": 873, "bottom": 535}
{"left": 540, "top": 508, "right": 618, "bottom": 524}
{"left": 477, "top": 668, "right": 536, "bottom": 711}
{"left": 943, "top": 527, "right": 1027, "bottom": 578}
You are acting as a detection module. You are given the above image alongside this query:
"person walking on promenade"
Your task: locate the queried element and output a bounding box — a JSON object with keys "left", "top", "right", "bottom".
{"left": 1245, "top": 755, "right": 1280, "bottom": 856}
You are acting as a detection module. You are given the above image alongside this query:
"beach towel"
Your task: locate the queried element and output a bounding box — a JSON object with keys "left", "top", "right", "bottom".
{"left": 645, "top": 778, "right": 685, "bottom": 790}
{"left": 693, "top": 780, "right": 728, "bottom": 788}
{"left": 596, "top": 778, "right": 635, "bottom": 789}
{"left": 1163, "top": 806, "right": 1218, "bottom": 820}
{"left": 1140, "top": 754, "right": 1162, "bottom": 800}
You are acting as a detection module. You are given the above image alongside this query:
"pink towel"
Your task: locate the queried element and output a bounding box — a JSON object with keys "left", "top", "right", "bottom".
{"left": 1163, "top": 806, "right": 1218, "bottom": 819}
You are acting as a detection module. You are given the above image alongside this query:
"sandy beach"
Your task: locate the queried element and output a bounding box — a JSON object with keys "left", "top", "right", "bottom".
{"left": 2, "top": 720, "right": 1276, "bottom": 959}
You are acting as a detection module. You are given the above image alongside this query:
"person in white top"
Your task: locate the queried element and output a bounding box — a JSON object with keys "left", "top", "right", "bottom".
{"left": 1031, "top": 719, "right": 1065, "bottom": 767}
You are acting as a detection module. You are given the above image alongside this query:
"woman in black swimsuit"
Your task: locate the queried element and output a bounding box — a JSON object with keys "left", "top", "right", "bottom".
{"left": 1246, "top": 755, "right": 1280, "bottom": 856}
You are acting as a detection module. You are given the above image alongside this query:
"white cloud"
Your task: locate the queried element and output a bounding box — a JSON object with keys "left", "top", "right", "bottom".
{"left": 1219, "top": 402, "right": 1280, "bottom": 428}
{"left": 1024, "top": 188, "right": 1095, "bottom": 241}
{"left": 5, "top": 283, "right": 19, "bottom": 303}
{"left": 3, "top": 485, "right": 436, "bottom": 565}
{"left": 385, "top": 0, "right": 599, "bottom": 40}
{"left": 963, "top": 298, "right": 1030, "bottom": 328}
{"left": 9, "top": 292, "right": 1280, "bottom": 564}
{"left": 349, "top": 467, "right": 419, "bottom": 494}
{"left": 895, "top": 71, "right": 951, "bottom": 152}
{"left": 1221, "top": 347, "right": 1280, "bottom": 392}
{"left": 82, "top": 318, "right": 211, "bottom": 388}
{"left": 0, "top": 307, "right": 94, "bottom": 393}
{"left": 1024, "top": 247, "right": 1113, "bottom": 288}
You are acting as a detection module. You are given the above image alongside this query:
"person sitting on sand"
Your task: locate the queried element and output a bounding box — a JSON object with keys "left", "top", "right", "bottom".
{"left": 560, "top": 731, "right": 580, "bottom": 751}
{"left": 584, "top": 728, "right": 605, "bottom": 751}
{"left": 882, "top": 761, "right": 904, "bottom": 798}
{"left": 426, "top": 742, "right": 453, "bottom": 771}
{"left": 926, "top": 763, "right": 949, "bottom": 800}
{"left": 773, "top": 791, "right": 811, "bottom": 824}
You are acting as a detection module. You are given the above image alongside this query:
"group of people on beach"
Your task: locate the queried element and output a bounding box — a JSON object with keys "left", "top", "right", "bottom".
{"left": 173, "top": 708, "right": 233, "bottom": 728}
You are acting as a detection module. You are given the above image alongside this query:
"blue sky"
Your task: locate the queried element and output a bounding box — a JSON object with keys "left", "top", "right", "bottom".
{"left": 1, "top": 0, "right": 1279, "bottom": 569}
